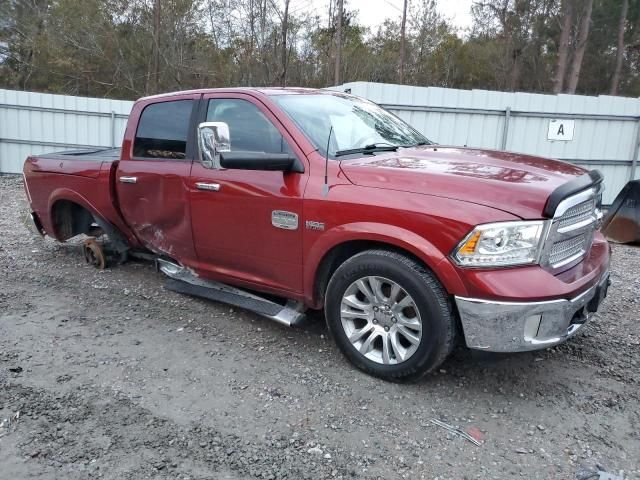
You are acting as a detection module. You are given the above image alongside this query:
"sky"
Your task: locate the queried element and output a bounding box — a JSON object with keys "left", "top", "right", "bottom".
{"left": 302, "top": 0, "right": 474, "bottom": 33}
{"left": 436, "top": 0, "right": 474, "bottom": 31}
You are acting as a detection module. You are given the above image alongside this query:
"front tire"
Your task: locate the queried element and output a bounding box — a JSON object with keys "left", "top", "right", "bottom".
{"left": 325, "top": 249, "right": 456, "bottom": 381}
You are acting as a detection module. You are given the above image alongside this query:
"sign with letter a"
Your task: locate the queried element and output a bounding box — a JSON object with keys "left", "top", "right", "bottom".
{"left": 547, "top": 119, "right": 575, "bottom": 141}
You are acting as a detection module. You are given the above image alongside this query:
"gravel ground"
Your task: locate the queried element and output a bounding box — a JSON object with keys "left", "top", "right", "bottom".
{"left": 0, "top": 175, "right": 639, "bottom": 480}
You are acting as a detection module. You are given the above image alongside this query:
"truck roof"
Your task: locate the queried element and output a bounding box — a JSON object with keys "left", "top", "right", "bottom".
{"left": 138, "top": 87, "right": 333, "bottom": 102}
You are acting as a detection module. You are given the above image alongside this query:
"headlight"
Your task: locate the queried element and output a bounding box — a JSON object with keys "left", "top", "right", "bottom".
{"left": 452, "top": 221, "right": 549, "bottom": 267}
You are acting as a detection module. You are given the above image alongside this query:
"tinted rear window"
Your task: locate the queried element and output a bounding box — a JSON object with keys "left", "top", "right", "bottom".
{"left": 133, "top": 100, "right": 193, "bottom": 159}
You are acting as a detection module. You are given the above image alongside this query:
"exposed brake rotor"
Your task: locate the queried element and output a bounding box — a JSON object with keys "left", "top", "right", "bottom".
{"left": 83, "top": 238, "right": 106, "bottom": 269}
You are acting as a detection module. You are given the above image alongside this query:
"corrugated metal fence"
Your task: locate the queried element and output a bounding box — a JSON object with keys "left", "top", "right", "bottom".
{"left": 0, "top": 89, "right": 133, "bottom": 174}
{"left": 2, "top": 85, "right": 640, "bottom": 203}
{"left": 334, "top": 82, "right": 640, "bottom": 204}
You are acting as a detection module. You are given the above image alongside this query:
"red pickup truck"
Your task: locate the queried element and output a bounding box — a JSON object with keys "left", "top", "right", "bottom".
{"left": 23, "top": 88, "right": 610, "bottom": 381}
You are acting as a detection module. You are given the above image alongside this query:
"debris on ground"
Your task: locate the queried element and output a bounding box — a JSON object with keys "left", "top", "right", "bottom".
{"left": 576, "top": 465, "right": 626, "bottom": 480}
{"left": 0, "top": 411, "right": 21, "bottom": 437}
{"left": 430, "top": 418, "right": 482, "bottom": 446}
{"left": 466, "top": 426, "right": 485, "bottom": 443}
{"left": 307, "top": 446, "right": 323, "bottom": 455}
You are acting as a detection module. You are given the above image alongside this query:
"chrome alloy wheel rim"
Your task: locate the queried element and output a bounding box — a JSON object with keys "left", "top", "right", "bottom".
{"left": 340, "top": 276, "right": 423, "bottom": 365}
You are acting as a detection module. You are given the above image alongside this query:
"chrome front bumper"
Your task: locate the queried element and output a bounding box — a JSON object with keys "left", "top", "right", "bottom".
{"left": 455, "top": 271, "right": 610, "bottom": 353}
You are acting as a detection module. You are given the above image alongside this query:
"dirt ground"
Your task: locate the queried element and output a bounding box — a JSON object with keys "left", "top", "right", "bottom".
{"left": 0, "top": 175, "right": 638, "bottom": 480}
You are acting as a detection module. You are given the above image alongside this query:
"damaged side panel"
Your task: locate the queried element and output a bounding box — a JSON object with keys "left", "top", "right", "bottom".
{"left": 114, "top": 161, "right": 196, "bottom": 260}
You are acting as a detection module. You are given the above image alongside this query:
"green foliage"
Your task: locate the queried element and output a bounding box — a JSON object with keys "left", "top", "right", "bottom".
{"left": 0, "top": 0, "right": 637, "bottom": 98}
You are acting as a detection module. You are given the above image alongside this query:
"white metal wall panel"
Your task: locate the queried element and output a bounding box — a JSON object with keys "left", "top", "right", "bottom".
{"left": 335, "top": 82, "right": 640, "bottom": 204}
{"left": 2, "top": 85, "right": 640, "bottom": 204}
{"left": 0, "top": 89, "right": 133, "bottom": 174}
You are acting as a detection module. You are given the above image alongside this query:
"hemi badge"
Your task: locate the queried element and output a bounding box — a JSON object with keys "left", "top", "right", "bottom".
{"left": 305, "top": 220, "right": 325, "bottom": 231}
{"left": 271, "top": 210, "right": 298, "bottom": 230}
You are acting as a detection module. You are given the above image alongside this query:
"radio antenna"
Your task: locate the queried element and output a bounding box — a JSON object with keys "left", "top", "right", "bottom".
{"left": 323, "top": 126, "right": 333, "bottom": 197}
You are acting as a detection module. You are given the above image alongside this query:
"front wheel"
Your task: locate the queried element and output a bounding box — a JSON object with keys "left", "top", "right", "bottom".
{"left": 325, "top": 250, "right": 456, "bottom": 381}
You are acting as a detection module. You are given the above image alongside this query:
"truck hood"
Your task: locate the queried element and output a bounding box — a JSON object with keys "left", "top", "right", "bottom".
{"left": 339, "top": 146, "right": 588, "bottom": 219}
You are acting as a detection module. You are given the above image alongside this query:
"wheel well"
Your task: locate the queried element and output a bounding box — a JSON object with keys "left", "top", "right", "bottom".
{"left": 51, "top": 200, "right": 100, "bottom": 241}
{"left": 314, "top": 240, "right": 438, "bottom": 307}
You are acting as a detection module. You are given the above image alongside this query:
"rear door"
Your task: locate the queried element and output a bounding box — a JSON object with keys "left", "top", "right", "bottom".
{"left": 116, "top": 95, "right": 199, "bottom": 262}
{"left": 189, "top": 93, "right": 309, "bottom": 295}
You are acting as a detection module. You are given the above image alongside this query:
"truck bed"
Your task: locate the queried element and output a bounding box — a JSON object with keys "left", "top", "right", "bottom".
{"left": 25, "top": 148, "right": 121, "bottom": 179}
{"left": 34, "top": 147, "right": 121, "bottom": 161}
{"left": 23, "top": 146, "right": 137, "bottom": 246}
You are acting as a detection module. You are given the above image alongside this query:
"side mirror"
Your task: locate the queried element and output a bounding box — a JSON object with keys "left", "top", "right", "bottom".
{"left": 198, "top": 122, "right": 230, "bottom": 169}
{"left": 219, "top": 151, "right": 304, "bottom": 173}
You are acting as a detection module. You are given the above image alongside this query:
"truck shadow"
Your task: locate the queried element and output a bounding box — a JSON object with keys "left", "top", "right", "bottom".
{"left": 302, "top": 306, "right": 556, "bottom": 388}
{"left": 53, "top": 242, "right": 591, "bottom": 399}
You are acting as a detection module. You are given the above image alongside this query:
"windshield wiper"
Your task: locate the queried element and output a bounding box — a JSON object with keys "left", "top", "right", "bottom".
{"left": 334, "top": 144, "right": 399, "bottom": 157}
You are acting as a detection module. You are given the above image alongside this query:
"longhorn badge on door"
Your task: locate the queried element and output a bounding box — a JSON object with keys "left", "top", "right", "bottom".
{"left": 271, "top": 210, "right": 298, "bottom": 230}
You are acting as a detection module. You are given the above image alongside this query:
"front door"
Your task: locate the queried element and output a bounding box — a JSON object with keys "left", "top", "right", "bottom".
{"left": 189, "top": 94, "right": 308, "bottom": 295}
{"left": 116, "top": 95, "right": 199, "bottom": 262}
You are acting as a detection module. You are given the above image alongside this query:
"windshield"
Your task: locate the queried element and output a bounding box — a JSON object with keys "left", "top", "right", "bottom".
{"left": 272, "top": 93, "right": 430, "bottom": 158}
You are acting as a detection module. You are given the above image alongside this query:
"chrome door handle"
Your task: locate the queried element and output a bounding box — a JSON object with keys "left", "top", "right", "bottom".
{"left": 195, "top": 182, "right": 221, "bottom": 192}
{"left": 119, "top": 176, "right": 137, "bottom": 184}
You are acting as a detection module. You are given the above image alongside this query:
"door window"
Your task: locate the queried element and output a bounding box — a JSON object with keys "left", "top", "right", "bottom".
{"left": 134, "top": 100, "right": 194, "bottom": 159}
{"left": 206, "top": 99, "right": 291, "bottom": 155}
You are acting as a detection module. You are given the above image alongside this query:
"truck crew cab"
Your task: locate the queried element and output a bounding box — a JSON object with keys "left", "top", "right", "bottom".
{"left": 23, "top": 88, "right": 610, "bottom": 381}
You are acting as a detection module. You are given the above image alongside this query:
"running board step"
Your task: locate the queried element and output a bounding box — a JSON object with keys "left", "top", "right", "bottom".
{"left": 158, "top": 259, "right": 306, "bottom": 327}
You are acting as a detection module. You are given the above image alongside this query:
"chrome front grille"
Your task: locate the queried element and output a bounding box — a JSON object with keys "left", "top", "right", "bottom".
{"left": 548, "top": 234, "right": 589, "bottom": 266}
{"left": 557, "top": 197, "right": 596, "bottom": 231}
{"left": 542, "top": 188, "right": 599, "bottom": 270}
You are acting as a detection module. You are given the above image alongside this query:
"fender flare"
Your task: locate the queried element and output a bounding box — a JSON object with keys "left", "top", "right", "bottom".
{"left": 303, "top": 222, "right": 467, "bottom": 307}
{"left": 47, "top": 188, "right": 103, "bottom": 240}
{"left": 47, "top": 188, "right": 130, "bottom": 252}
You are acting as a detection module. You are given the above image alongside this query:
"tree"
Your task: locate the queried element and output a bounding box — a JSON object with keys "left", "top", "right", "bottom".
{"left": 565, "top": 0, "right": 594, "bottom": 93}
{"left": 553, "top": 0, "right": 573, "bottom": 93}
{"left": 472, "top": 0, "right": 558, "bottom": 92}
{"left": 0, "top": 0, "right": 638, "bottom": 98}
{"left": 280, "top": 0, "right": 290, "bottom": 86}
{"left": 399, "top": 0, "right": 408, "bottom": 84}
{"left": 611, "top": 0, "right": 629, "bottom": 94}
{"left": 153, "top": 0, "right": 161, "bottom": 93}
{"left": 334, "top": 0, "right": 343, "bottom": 85}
